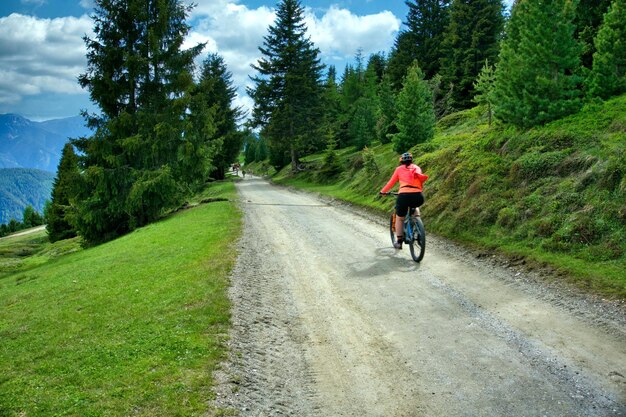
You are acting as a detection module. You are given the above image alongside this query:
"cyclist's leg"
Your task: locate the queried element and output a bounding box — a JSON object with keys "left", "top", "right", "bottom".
{"left": 395, "top": 214, "right": 404, "bottom": 240}
{"left": 411, "top": 192, "right": 425, "bottom": 218}
{"left": 395, "top": 194, "right": 410, "bottom": 242}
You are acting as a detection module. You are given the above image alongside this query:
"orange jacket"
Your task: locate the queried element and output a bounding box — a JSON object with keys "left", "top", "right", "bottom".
{"left": 381, "top": 164, "right": 428, "bottom": 194}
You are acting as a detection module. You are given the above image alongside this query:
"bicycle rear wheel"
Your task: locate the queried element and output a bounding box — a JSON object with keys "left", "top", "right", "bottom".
{"left": 389, "top": 213, "right": 396, "bottom": 245}
{"left": 408, "top": 217, "right": 426, "bottom": 262}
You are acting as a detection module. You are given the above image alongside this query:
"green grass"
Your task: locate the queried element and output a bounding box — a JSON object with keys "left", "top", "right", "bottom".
{"left": 0, "top": 181, "right": 240, "bottom": 416}
{"left": 274, "top": 95, "right": 626, "bottom": 299}
{"left": 0, "top": 230, "right": 82, "bottom": 280}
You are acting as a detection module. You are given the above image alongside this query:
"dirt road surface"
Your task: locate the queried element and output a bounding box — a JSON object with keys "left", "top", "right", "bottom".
{"left": 213, "top": 177, "right": 626, "bottom": 416}
{"left": 0, "top": 225, "right": 46, "bottom": 239}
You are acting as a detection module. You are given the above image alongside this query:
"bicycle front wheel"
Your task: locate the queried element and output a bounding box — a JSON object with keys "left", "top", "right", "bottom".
{"left": 408, "top": 217, "right": 426, "bottom": 262}
{"left": 389, "top": 213, "right": 396, "bottom": 246}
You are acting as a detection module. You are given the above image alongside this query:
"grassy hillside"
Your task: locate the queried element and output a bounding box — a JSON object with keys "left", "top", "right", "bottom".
{"left": 272, "top": 95, "right": 626, "bottom": 298}
{"left": 0, "top": 181, "right": 240, "bottom": 416}
{"left": 0, "top": 168, "right": 54, "bottom": 224}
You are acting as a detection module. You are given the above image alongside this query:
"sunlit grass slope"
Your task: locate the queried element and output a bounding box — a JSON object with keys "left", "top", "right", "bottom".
{"left": 0, "top": 182, "right": 240, "bottom": 416}
{"left": 274, "top": 95, "right": 626, "bottom": 298}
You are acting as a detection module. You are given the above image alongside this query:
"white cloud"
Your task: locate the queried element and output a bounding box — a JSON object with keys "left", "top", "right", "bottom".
{"left": 187, "top": 1, "right": 401, "bottom": 119}
{"left": 0, "top": 13, "right": 92, "bottom": 104}
{"left": 305, "top": 6, "right": 400, "bottom": 61}
{"left": 1, "top": 2, "right": 402, "bottom": 119}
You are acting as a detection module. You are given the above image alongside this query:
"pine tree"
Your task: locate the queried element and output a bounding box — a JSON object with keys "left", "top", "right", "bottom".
{"left": 335, "top": 52, "right": 380, "bottom": 149}
{"left": 316, "top": 137, "right": 342, "bottom": 181}
{"left": 320, "top": 66, "right": 342, "bottom": 149}
{"left": 244, "top": 137, "right": 257, "bottom": 164}
{"left": 255, "top": 135, "right": 269, "bottom": 161}
{"left": 393, "top": 63, "right": 435, "bottom": 153}
{"left": 187, "top": 69, "right": 218, "bottom": 184}
{"left": 574, "top": 0, "right": 612, "bottom": 69}
{"left": 194, "top": 53, "right": 243, "bottom": 180}
{"left": 376, "top": 75, "right": 398, "bottom": 144}
{"left": 473, "top": 60, "right": 496, "bottom": 125}
{"left": 386, "top": 31, "right": 417, "bottom": 92}
{"left": 493, "top": 0, "right": 582, "bottom": 128}
{"left": 366, "top": 52, "right": 387, "bottom": 84}
{"left": 387, "top": 0, "right": 450, "bottom": 90}
{"left": 75, "top": 0, "right": 203, "bottom": 243}
{"left": 248, "top": 0, "right": 325, "bottom": 171}
{"left": 587, "top": 0, "right": 626, "bottom": 99}
{"left": 22, "top": 206, "right": 43, "bottom": 229}
{"left": 427, "top": 74, "right": 454, "bottom": 119}
{"left": 350, "top": 99, "right": 377, "bottom": 149}
{"left": 46, "top": 143, "right": 80, "bottom": 242}
{"left": 440, "top": 0, "right": 504, "bottom": 110}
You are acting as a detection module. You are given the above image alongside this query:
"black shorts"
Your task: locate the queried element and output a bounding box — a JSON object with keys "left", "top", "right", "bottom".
{"left": 395, "top": 192, "right": 424, "bottom": 216}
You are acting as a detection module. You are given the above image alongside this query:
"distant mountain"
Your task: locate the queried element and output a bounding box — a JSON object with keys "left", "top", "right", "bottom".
{"left": 38, "top": 115, "right": 93, "bottom": 139}
{"left": 0, "top": 168, "right": 55, "bottom": 224}
{"left": 0, "top": 114, "right": 92, "bottom": 173}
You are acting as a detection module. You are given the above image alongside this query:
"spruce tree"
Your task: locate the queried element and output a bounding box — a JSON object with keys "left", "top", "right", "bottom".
{"left": 387, "top": 0, "right": 450, "bottom": 90}
{"left": 493, "top": 0, "right": 582, "bottom": 128}
{"left": 350, "top": 99, "right": 377, "bottom": 149}
{"left": 440, "top": 0, "right": 504, "bottom": 110}
{"left": 47, "top": 143, "right": 80, "bottom": 242}
{"left": 386, "top": 31, "right": 417, "bottom": 92}
{"left": 587, "top": 0, "right": 626, "bottom": 99}
{"left": 473, "top": 60, "right": 496, "bottom": 125}
{"left": 255, "top": 136, "right": 269, "bottom": 161}
{"left": 366, "top": 52, "right": 387, "bottom": 84}
{"left": 335, "top": 52, "right": 380, "bottom": 149}
{"left": 574, "top": 0, "right": 612, "bottom": 70}
{"left": 194, "top": 53, "right": 243, "bottom": 180}
{"left": 393, "top": 63, "right": 435, "bottom": 153}
{"left": 376, "top": 75, "right": 398, "bottom": 144}
{"left": 320, "top": 66, "right": 342, "bottom": 149}
{"left": 75, "top": 0, "right": 203, "bottom": 242}
{"left": 244, "top": 138, "right": 257, "bottom": 165}
{"left": 427, "top": 74, "right": 454, "bottom": 119}
{"left": 248, "top": 0, "right": 325, "bottom": 171}
{"left": 22, "top": 206, "right": 43, "bottom": 229}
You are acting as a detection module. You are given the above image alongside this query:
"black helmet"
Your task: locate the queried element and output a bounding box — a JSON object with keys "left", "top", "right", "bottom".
{"left": 399, "top": 152, "right": 413, "bottom": 163}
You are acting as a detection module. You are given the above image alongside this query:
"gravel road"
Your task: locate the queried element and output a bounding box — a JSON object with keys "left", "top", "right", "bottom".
{"left": 0, "top": 225, "right": 46, "bottom": 239}
{"left": 212, "top": 176, "right": 626, "bottom": 417}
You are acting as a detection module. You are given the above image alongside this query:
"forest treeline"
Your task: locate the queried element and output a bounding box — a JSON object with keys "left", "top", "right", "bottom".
{"left": 0, "top": 168, "right": 53, "bottom": 234}
{"left": 46, "top": 0, "right": 251, "bottom": 244}
{"left": 244, "top": 0, "right": 623, "bottom": 169}
{"left": 48, "top": 0, "right": 625, "bottom": 245}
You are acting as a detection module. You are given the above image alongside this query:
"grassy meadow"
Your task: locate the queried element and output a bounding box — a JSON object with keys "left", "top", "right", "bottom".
{"left": 0, "top": 181, "right": 240, "bottom": 416}
{"left": 269, "top": 95, "right": 626, "bottom": 299}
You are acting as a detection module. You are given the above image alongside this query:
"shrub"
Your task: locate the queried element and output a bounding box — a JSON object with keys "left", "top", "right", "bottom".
{"left": 496, "top": 207, "right": 518, "bottom": 229}
{"left": 362, "top": 147, "right": 379, "bottom": 176}
{"left": 511, "top": 150, "right": 568, "bottom": 181}
{"left": 533, "top": 215, "right": 562, "bottom": 238}
{"left": 599, "top": 154, "right": 625, "bottom": 191}
{"left": 316, "top": 141, "right": 342, "bottom": 181}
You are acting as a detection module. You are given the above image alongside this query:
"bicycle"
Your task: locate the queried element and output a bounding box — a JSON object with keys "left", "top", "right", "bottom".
{"left": 383, "top": 192, "right": 426, "bottom": 262}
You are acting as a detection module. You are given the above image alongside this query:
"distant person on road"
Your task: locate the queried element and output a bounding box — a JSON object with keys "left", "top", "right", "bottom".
{"left": 380, "top": 152, "right": 428, "bottom": 249}
{"left": 242, "top": 169, "right": 246, "bottom": 178}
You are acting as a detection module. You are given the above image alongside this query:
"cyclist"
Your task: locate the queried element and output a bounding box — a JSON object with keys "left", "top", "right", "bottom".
{"left": 380, "top": 152, "right": 428, "bottom": 249}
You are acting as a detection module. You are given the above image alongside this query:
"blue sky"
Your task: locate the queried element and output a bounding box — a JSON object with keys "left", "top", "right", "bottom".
{"left": 0, "top": 1, "right": 508, "bottom": 121}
